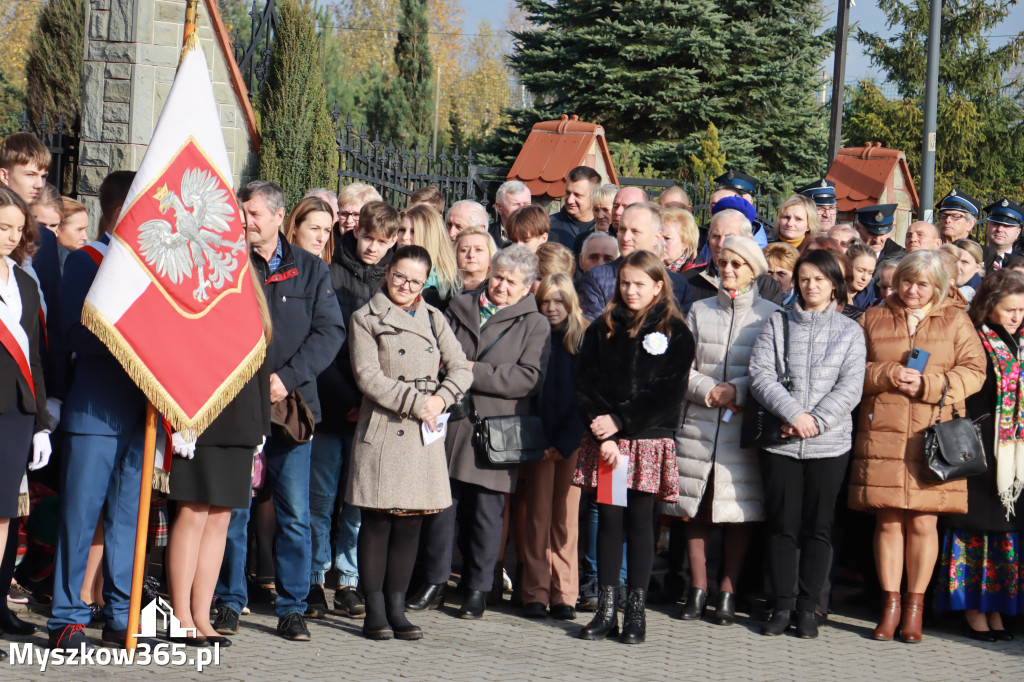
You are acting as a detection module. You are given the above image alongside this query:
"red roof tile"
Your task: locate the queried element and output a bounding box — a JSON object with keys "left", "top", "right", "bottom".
{"left": 508, "top": 115, "right": 618, "bottom": 198}
{"left": 827, "top": 142, "right": 919, "bottom": 213}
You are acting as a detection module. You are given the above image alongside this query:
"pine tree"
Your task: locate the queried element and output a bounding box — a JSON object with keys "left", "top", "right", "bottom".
{"left": 364, "top": 0, "right": 434, "bottom": 150}
{"left": 258, "top": 0, "right": 338, "bottom": 209}
{"left": 844, "top": 0, "right": 1024, "bottom": 198}
{"left": 690, "top": 123, "right": 727, "bottom": 181}
{"left": 505, "top": 0, "right": 831, "bottom": 192}
{"left": 23, "top": 0, "right": 84, "bottom": 131}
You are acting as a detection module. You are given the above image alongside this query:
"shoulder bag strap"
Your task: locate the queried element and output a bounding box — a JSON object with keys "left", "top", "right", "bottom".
{"left": 779, "top": 311, "right": 791, "bottom": 388}
{"left": 475, "top": 315, "right": 522, "bottom": 362}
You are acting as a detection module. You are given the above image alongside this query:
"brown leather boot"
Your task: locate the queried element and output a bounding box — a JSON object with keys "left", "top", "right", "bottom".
{"left": 899, "top": 592, "right": 925, "bottom": 643}
{"left": 871, "top": 591, "right": 901, "bottom": 641}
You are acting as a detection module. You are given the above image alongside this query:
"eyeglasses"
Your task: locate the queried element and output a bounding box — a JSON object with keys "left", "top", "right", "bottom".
{"left": 339, "top": 211, "right": 360, "bottom": 222}
{"left": 391, "top": 271, "right": 425, "bottom": 292}
{"left": 939, "top": 212, "right": 968, "bottom": 223}
{"left": 817, "top": 206, "right": 837, "bottom": 215}
{"left": 717, "top": 258, "right": 749, "bottom": 271}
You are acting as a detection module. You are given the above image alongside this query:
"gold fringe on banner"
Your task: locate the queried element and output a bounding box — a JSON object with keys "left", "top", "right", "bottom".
{"left": 153, "top": 467, "right": 170, "bottom": 494}
{"left": 17, "top": 473, "right": 29, "bottom": 517}
{"left": 81, "top": 300, "right": 266, "bottom": 437}
{"left": 178, "top": 29, "right": 202, "bottom": 68}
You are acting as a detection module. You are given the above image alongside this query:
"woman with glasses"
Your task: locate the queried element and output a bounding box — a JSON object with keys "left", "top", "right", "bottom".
{"left": 346, "top": 245, "right": 473, "bottom": 640}
{"left": 408, "top": 245, "right": 550, "bottom": 620}
{"left": 336, "top": 182, "right": 382, "bottom": 235}
{"left": 666, "top": 236, "right": 780, "bottom": 626}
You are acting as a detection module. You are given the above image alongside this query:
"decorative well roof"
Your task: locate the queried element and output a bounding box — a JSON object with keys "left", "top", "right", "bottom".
{"left": 827, "top": 141, "right": 919, "bottom": 213}
{"left": 507, "top": 115, "right": 618, "bottom": 198}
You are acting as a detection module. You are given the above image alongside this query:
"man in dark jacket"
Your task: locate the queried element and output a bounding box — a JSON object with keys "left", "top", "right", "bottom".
{"left": 578, "top": 202, "right": 693, "bottom": 321}
{"left": 307, "top": 201, "right": 398, "bottom": 619}
{"left": 549, "top": 166, "right": 600, "bottom": 249}
{"left": 214, "top": 181, "right": 344, "bottom": 643}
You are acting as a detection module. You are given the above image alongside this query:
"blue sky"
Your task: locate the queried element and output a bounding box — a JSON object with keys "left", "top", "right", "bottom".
{"left": 459, "top": 0, "right": 1024, "bottom": 83}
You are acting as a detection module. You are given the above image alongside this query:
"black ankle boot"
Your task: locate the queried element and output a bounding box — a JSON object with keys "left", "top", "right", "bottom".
{"left": 362, "top": 592, "right": 393, "bottom": 640}
{"left": 385, "top": 592, "right": 422, "bottom": 640}
{"left": 794, "top": 609, "right": 818, "bottom": 639}
{"left": 579, "top": 585, "right": 618, "bottom": 640}
{"left": 405, "top": 583, "right": 444, "bottom": 611}
{"left": 711, "top": 591, "right": 736, "bottom": 626}
{"left": 761, "top": 608, "right": 792, "bottom": 636}
{"left": 459, "top": 590, "right": 486, "bottom": 619}
{"left": 619, "top": 587, "right": 647, "bottom": 644}
{"left": 679, "top": 587, "right": 707, "bottom": 621}
{"left": 0, "top": 609, "right": 36, "bottom": 636}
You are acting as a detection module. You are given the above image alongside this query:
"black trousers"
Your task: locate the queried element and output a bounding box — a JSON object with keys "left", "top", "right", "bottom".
{"left": 420, "top": 480, "right": 506, "bottom": 592}
{"left": 760, "top": 451, "right": 848, "bottom": 612}
{"left": 598, "top": 490, "right": 655, "bottom": 590}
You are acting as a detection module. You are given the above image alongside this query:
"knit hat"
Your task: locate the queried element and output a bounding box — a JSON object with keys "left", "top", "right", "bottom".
{"left": 720, "top": 235, "right": 768, "bottom": 277}
{"left": 711, "top": 195, "right": 758, "bottom": 224}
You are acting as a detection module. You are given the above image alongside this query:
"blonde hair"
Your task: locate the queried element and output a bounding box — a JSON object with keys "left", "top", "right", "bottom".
{"left": 536, "top": 241, "right": 575, "bottom": 279}
{"left": 778, "top": 194, "right": 821, "bottom": 236}
{"left": 763, "top": 242, "right": 799, "bottom": 271}
{"left": 954, "top": 238, "right": 984, "bottom": 267}
{"left": 338, "top": 181, "right": 381, "bottom": 207}
{"left": 405, "top": 203, "right": 461, "bottom": 297}
{"left": 284, "top": 196, "right": 334, "bottom": 263}
{"left": 937, "top": 244, "right": 962, "bottom": 283}
{"left": 893, "top": 250, "right": 950, "bottom": 306}
{"left": 591, "top": 183, "right": 619, "bottom": 209}
{"left": 660, "top": 207, "right": 698, "bottom": 260}
{"left": 535, "top": 273, "right": 588, "bottom": 354}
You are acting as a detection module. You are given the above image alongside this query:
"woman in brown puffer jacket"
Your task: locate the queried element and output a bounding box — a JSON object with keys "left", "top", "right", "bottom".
{"left": 850, "top": 250, "right": 986, "bottom": 644}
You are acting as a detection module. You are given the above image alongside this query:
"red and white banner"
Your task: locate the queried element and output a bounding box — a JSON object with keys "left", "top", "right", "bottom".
{"left": 597, "top": 452, "right": 628, "bottom": 507}
{"left": 82, "top": 35, "right": 265, "bottom": 435}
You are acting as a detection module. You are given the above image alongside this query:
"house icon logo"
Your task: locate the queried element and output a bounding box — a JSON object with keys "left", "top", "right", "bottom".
{"left": 134, "top": 596, "right": 197, "bottom": 639}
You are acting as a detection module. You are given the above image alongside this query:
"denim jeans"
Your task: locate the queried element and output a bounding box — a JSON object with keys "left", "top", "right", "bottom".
{"left": 215, "top": 435, "right": 312, "bottom": 618}
{"left": 308, "top": 432, "right": 360, "bottom": 586}
{"left": 580, "top": 493, "right": 626, "bottom": 583}
{"left": 49, "top": 429, "right": 145, "bottom": 632}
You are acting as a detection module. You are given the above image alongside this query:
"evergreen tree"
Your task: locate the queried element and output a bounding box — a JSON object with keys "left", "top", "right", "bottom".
{"left": 690, "top": 123, "right": 727, "bottom": 181}
{"left": 844, "top": 0, "right": 1024, "bottom": 198}
{"left": 505, "top": 0, "right": 831, "bottom": 192}
{"left": 364, "top": 0, "right": 434, "bottom": 150}
{"left": 24, "top": 0, "right": 84, "bottom": 131}
{"left": 258, "top": 0, "right": 337, "bottom": 209}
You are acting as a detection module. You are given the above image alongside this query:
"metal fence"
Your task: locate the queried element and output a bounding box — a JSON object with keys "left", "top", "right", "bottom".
{"left": 232, "top": 0, "right": 278, "bottom": 100}
{"left": 19, "top": 111, "right": 80, "bottom": 198}
{"left": 334, "top": 113, "right": 509, "bottom": 212}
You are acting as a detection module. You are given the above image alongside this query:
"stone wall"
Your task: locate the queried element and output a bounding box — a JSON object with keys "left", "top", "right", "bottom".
{"left": 79, "top": 0, "right": 258, "bottom": 236}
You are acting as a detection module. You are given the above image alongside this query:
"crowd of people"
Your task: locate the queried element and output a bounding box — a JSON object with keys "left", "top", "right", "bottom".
{"left": 0, "top": 129, "right": 1022, "bottom": 658}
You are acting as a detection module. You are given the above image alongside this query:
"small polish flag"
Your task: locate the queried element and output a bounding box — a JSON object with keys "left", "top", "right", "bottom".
{"left": 597, "top": 453, "right": 628, "bottom": 507}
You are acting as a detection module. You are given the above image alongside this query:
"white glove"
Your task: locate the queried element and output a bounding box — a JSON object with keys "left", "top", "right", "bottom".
{"left": 46, "top": 398, "right": 62, "bottom": 430}
{"left": 29, "top": 431, "right": 52, "bottom": 471}
{"left": 255, "top": 435, "right": 267, "bottom": 456}
{"left": 172, "top": 432, "right": 196, "bottom": 459}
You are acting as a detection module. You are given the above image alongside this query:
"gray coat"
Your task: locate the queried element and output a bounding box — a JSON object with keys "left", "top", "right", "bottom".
{"left": 345, "top": 292, "right": 473, "bottom": 511}
{"left": 444, "top": 288, "right": 551, "bottom": 493}
{"left": 748, "top": 304, "right": 866, "bottom": 460}
{"left": 664, "top": 285, "right": 779, "bottom": 523}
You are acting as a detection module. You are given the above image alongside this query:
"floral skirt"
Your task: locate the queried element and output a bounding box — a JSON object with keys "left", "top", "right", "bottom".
{"left": 572, "top": 434, "right": 679, "bottom": 503}
{"left": 935, "top": 529, "right": 1023, "bottom": 615}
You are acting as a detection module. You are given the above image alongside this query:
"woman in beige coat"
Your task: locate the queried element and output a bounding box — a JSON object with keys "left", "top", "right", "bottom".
{"left": 666, "top": 236, "right": 780, "bottom": 626}
{"left": 852, "top": 250, "right": 986, "bottom": 643}
{"left": 346, "top": 245, "right": 473, "bottom": 641}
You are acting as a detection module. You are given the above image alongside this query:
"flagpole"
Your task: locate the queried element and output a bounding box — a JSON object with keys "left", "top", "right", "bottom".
{"left": 124, "top": 1, "right": 201, "bottom": 652}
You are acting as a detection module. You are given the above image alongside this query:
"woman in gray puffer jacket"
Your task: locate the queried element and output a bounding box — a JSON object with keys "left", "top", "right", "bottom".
{"left": 748, "top": 249, "right": 866, "bottom": 640}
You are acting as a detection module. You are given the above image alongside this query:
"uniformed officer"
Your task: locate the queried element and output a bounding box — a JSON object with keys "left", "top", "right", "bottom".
{"left": 854, "top": 203, "right": 904, "bottom": 261}
{"left": 796, "top": 179, "right": 838, "bottom": 232}
{"left": 985, "top": 198, "right": 1024, "bottom": 270}
{"left": 936, "top": 189, "right": 982, "bottom": 244}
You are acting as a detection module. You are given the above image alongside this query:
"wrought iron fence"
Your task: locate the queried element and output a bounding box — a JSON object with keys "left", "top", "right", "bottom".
{"left": 232, "top": 0, "right": 277, "bottom": 100}
{"left": 334, "top": 112, "right": 509, "bottom": 212}
{"left": 620, "top": 176, "right": 778, "bottom": 226}
{"left": 20, "top": 111, "right": 80, "bottom": 198}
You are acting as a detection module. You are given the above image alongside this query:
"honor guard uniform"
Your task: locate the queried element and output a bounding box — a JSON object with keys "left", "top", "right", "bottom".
{"left": 796, "top": 179, "right": 838, "bottom": 232}
{"left": 984, "top": 198, "right": 1024, "bottom": 269}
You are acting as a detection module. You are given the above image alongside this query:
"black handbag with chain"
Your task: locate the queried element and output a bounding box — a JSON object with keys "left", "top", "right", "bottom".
{"left": 471, "top": 411, "right": 546, "bottom": 467}
{"left": 923, "top": 376, "right": 988, "bottom": 482}
{"left": 740, "top": 311, "right": 791, "bottom": 449}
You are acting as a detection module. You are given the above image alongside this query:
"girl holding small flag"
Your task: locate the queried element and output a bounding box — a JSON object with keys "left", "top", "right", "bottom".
{"left": 572, "top": 250, "right": 694, "bottom": 644}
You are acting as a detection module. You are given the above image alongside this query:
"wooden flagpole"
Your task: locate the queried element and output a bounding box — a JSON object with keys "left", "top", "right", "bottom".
{"left": 124, "top": 1, "right": 201, "bottom": 651}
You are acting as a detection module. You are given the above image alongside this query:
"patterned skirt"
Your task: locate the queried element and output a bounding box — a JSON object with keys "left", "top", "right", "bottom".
{"left": 572, "top": 433, "right": 679, "bottom": 502}
{"left": 935, "top": 529, "right": 1024, "bottom": 615}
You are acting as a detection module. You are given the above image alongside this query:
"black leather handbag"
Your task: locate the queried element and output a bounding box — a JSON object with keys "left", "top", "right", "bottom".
{"left": 740, "top": 312, "right": 791, "bottom": 449}
{"left": 471, "top": 412, "right": 546, "bottom": 467}
{"left": 923, "top": 376, "right": 988, "bottom": 482}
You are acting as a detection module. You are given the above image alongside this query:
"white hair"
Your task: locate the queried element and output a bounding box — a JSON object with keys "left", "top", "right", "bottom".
{"left": 448, "top": 200, "right": 489, "bottom": 229}
{"left": 495, "top": 181, "right": 529, "bottom": 204}
{"left": 580, "top": 230, "right": 618, "bottom": 258}
{"left": 492, "top": 244, "right": 539, "bottom": 284}
{"left": 709, "top": 208, "right": 752, "bottom": 238}
{"left": 304, "top": 187, "right": 337, "bottom": 203}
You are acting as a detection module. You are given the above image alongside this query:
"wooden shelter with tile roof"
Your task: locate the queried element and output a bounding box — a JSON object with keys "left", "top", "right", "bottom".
{"left": 507, "top": 115, "right": 618, "bottom": 211}
{"left": 827, "top": 142, "right": 920, "bottom": 245}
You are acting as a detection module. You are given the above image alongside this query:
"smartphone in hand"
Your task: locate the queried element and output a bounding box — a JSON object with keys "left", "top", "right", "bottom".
{"left": 906, "top": 347, "right": 930, "bottom": 373}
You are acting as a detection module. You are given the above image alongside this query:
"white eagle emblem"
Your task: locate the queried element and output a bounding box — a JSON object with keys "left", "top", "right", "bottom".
{"left": 137, "top": 168, "right": 246, "bottom": 302}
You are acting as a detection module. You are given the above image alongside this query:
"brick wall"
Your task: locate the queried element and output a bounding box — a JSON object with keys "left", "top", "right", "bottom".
{"left": 79, "top": 0, "right": 257, "bottom": 236}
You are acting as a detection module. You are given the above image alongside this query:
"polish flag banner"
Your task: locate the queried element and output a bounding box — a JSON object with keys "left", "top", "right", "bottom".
{"left": 597, "top": 452, "right": 628, "bottom": 507}
{"left": 82, "top": 34, "right": 265, "bottom": 435}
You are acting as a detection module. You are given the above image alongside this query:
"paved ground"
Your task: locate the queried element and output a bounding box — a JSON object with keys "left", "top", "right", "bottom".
{"left": 5, "top": 588, "right": 1024, "bottom": 680}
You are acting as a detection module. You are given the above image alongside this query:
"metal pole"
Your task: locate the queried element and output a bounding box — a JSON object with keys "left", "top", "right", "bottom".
{"left": 826, "top": 0, "right": 850, "bottom": 165}
{"left": 432, "top": 66, "right": 441, "bottom": 156}
{"left": 919, "top": 0, "right": 942, "bottom": 222}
